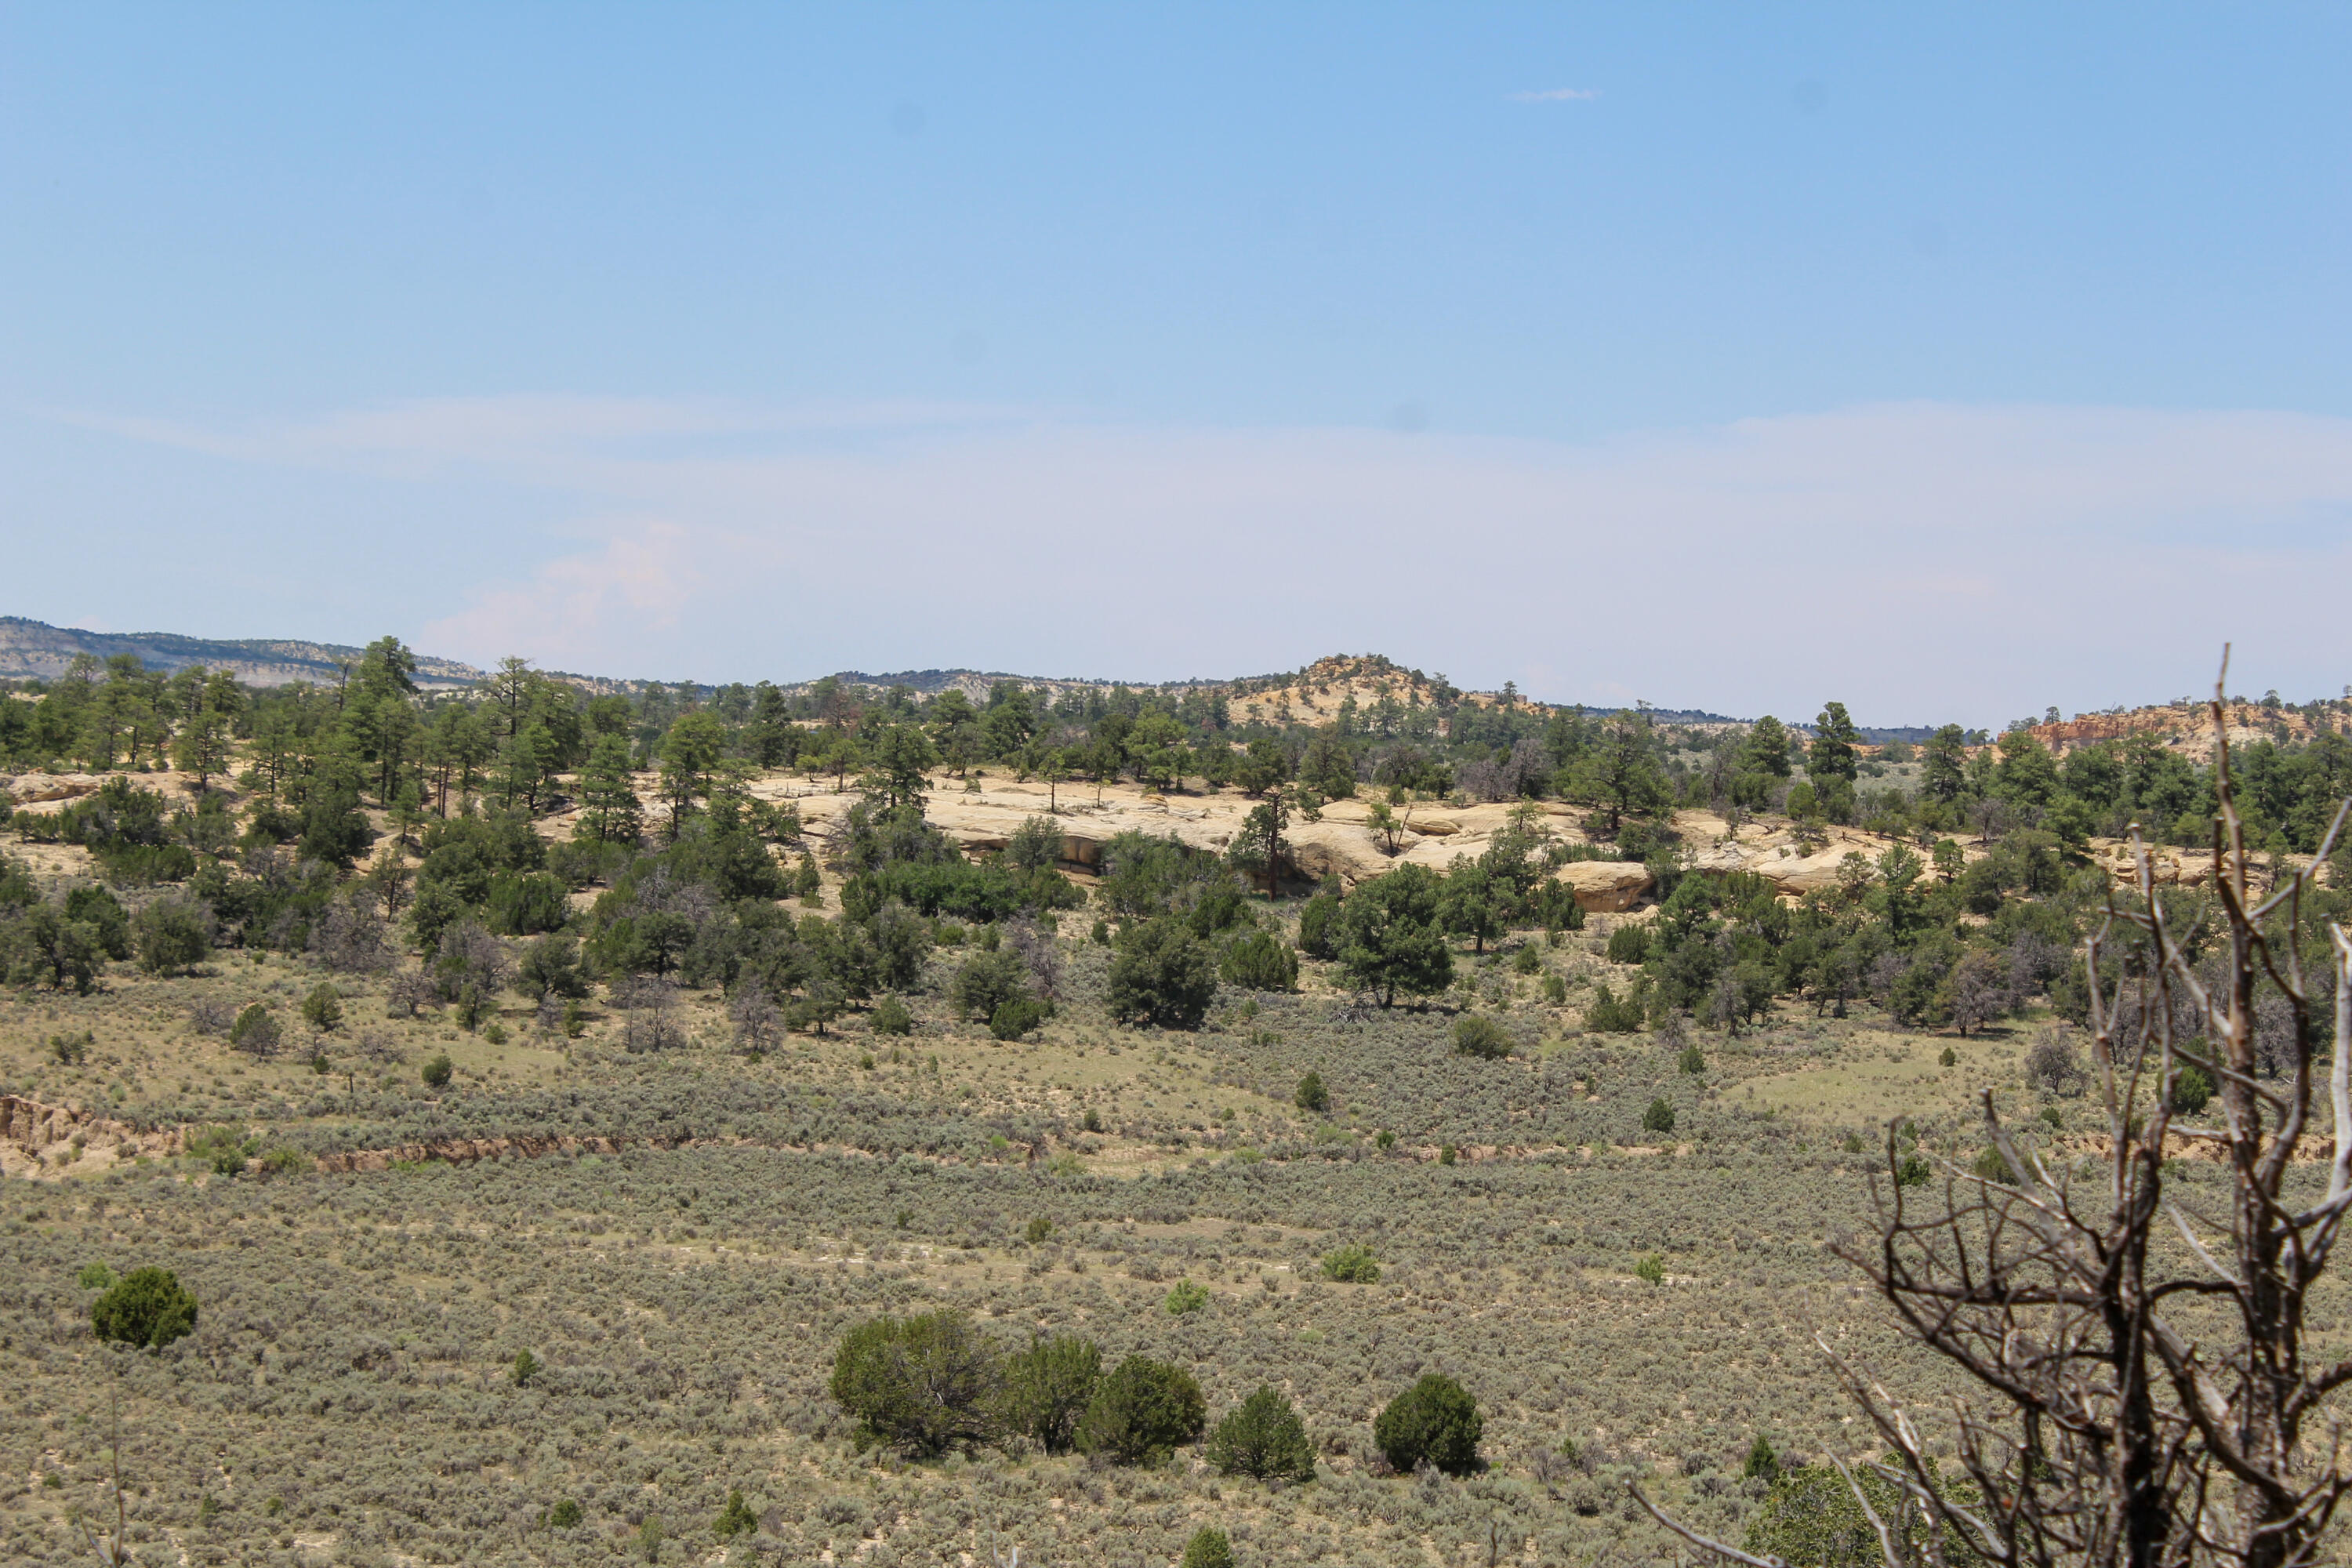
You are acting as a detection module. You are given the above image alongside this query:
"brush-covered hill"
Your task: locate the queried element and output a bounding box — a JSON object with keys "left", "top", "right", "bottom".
{"left": 2030, "top": 693, "right": 2352, "bottom": 761}
{"left": 797, "top": 653, "right": 1746, "bottom": 727}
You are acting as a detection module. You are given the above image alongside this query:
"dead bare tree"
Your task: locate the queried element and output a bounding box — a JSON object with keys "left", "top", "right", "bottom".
{"left": 67, "top": 1384, "right": 133, "bottom": 1566}
{"left": 1639, "top": 655, "right": 2352, "bottom": 1568}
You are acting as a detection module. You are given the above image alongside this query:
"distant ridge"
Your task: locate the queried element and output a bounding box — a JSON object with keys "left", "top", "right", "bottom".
{"left": 1, "top": 616, "right": 1965, "bottom": 731}
{"left": 801, "top": 657, "right": 1756, "bottom": 726}
{"left": 0, "top": 617, "right": 485, "bottom": 691}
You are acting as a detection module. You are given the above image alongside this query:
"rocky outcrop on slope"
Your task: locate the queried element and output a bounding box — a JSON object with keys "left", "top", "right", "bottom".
{"left": 1, "top": 1094, "right": 183, "bottom": 1179}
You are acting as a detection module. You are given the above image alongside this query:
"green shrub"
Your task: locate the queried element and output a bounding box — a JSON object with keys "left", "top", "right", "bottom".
{"left": 871, "top": 994, "right": 913, "bottom": 1035}
{"left": 712, "top": 1489, "right": 757, "bottom": 1539}
{"left": 1000, "top": 1334, "right": 1102, "bottom": 1454}
{"left": 1453, "top": 1014, "right": 1512, "bottom": 1059}
{"left": 1221, "top": 930, "right": 1299, "bottom": 992}
{"left": 1106, "top": 917, "right": 1218, "bottom": 1029}
{"left": 990, "top": 996, "right": 1051, "bottom": 1040}
{"left": 1439, "top": 1144, "right": 1457, "bottom": 1165}
{"left": 829, "top": 1311, "right": 1002, "bottom": 1456}
{"left": 421, "top": 1053, "right": 454, "bottom": 1088}
{"left": 1375, "top": 1129, "right": 1396, "bottom": 1149}
{"left": 1163, "top": 1279, "right": 1210, "bottom": 1315}
{"left": 483, "top": 1020, "right": 509, "bottom": 1046}
{"left": 1541, "top": 973, "right": 1568, "bottom": 1004}
{"left": 76, "top": 1261, "right": 115, "bottom": 1290}
{"left": 1742, "top": 1434, "right": 1780, "bottom": 1483}
{"left": 187, "top": 1124, "right": 256, "bottom": 1176}
{"left": 1642, "top": 1098, "right": 1676, "bottom": 1134}
{"left": 260, "top": 1147, "right": 306, "bottom": 1176}
{"left": 1678, "top": 1042, "right": 1706, "bottom": 1073}
{"left": 2172, "top": 1063, "right": 2214, "bottom": 1115}
{"left": 91, "top": 1266, "right": 198, "bottom": 1349}
{"left": 1512, "top": 943, "right": 1541, "bottom": 975}
{"left": 98, "top": 843, "right": 196, "bottom": 887}
{"left": 548, "top": 1498, "right": 583, "bottom": 1530}
{"left": 227, "top": 1002, "right": 281, "bottom": 1057}
{"left": 1294, "top": 1071, "right": 1328, "bottom": 1112}
{"left": 1296, "top": 891, "right": 1341, "bottom": 960}
{"left": 1076, "top": 1355, "right": 1207, "bottom": 1464}
{"left": 1321, "top": 1243, "right": 1380, "bottom": 1283}
{"left": 1587, "top": 982, "right": 1646, "bottom": 1033}
{"left": 1181, "top": 1527, "right": 1236, "bottom": 1568}
{"left": 1374, "top": 1374, "right": 1482, "bottom": 1475}
{"left": 1633, "top": 1254, "right": 1666, "bottom": 1285}
{"left": 1207, "top": 1385, "right": 1318, "bottom": 1482}
{"left": 513, "top": 1348, "right": 541, "bottom": 1386}
{"left": 1971, "top": 1146, "right": 2013, "bottom": 1185}
{"left": 300, "top": 983, "right": 344, "bottom": 1033}
{"left": 949, "top": 946, "right": 1032, "bottom": 1022}
{"left": 133, "top": 893, "right": 212, "bottom": 975}
{"left": 62, "top": 884, "right": 133, "bottom": 959}
{"left": 1896, "top": 1152, "right": 1933, "bottom": 1187}
{"left": 1605, "top": 924, "right": 1650, "bottom": 964}
{"left": 1938, "top": 1044, "right": 1958, "bottom": 1067}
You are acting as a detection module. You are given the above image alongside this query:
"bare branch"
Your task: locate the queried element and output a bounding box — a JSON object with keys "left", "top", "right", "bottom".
{"left": 1625, "top": 1481, "right": 1791, "bottom": 1568}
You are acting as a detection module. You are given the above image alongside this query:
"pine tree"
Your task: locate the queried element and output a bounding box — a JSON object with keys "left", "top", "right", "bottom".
{"left": 575, "top": 735, "right": 644, "bottom": 846}
{"left": 1809, "top": 701, "right": 1862, "bottom": 782}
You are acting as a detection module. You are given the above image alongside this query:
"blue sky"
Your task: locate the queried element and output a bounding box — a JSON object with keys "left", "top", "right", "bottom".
{"left": 5, "top": 5, "right": 2350, "bottom": 724}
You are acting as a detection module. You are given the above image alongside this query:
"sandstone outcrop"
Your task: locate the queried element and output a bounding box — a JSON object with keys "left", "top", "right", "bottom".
{"left": 1552, "top": 862, "right": 1653, "bottom": 912}
{"left": 1, "top": 1094, "right": 183, "bottom": 1180}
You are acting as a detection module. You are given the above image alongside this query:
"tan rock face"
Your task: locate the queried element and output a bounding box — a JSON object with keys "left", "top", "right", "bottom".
{"left": 2, "top": 772, "right": 108, "bottom": 805}
{"left": 1286, "top": 822, "right": 1397, "bottom": 889}
{"left": 1745, "top": 848, "right": 1867, "bottom": 895}
{"left": 1552, "top": 862, "right": 1653, "bottom": 912}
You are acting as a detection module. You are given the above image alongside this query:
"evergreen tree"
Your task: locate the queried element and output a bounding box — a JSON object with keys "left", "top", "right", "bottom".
{"left": 1000, "top": 1334, "right": 1102, "bottom": 1454}
{"left": 575, "top": 735, "right": 643, "bottom": 844}
{"left": 1809, "top": 701, "right": 1861, "bottom": 782}
{"left": 1921, "top": 723, "right": 1969, "bottom": 801}
{"left": 1994, "top": 728, "right": 2061, "bottom": 809}
{"left": 659, "top": 710, "right": 728, "bottom": 833}
{"left": 1743, "top": 714, "right": 1793, "bottom": 776}
{"left": 1298, "top": 731, "right": 1357, "bottom": 798}
{"left": 91, "top": 1266, "right": 199, "bottom": 1349}
{"left": 1335, "top": 862, "right": 1453, "bottom": 1007}
{"left": 829, "top": 1312, "right": 1003, "bottom": 1457}
{"left": 1565, "top": 709, "right": 1671, "bottom": 834}
{"left": 859, "top": 723, "right": 939, "bottom": 812}
{"left": 1205, "top": 1387, "right": 1318, "bottom": 1482}
{"left": 1437, "top": 858, "right": 1503, "bottom": 953}
{"left": 1226, "top": 791, "right": 1291, "bottom": 896}
{"left": 1076, "top": 1356, "right": 1207, "bottom": 1465}
{"left": 170, "top": 709, "right": 234, "bottom": 794}
{"left": 746, "top": 681, "right": 794, "bottom": 766}
{"left": 1235, "top": 736, "right": 1290, "bottom": 796}
{"left": 1105, "top": 919, "right": 1218, "bottom": 1029}
{"left": 1374, "top": 1374, "right": 1482, "bottom": 1475}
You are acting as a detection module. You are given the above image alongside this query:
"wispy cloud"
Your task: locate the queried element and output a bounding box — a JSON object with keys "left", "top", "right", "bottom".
{"left": 1510, "top": 87, "right": 1599, "bottom": 102}
{"left": 420, "top": 517, "right": 713, "bottom": 672}
{"left": 30, "top": 398, "right": 2352, "bottom": 722}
